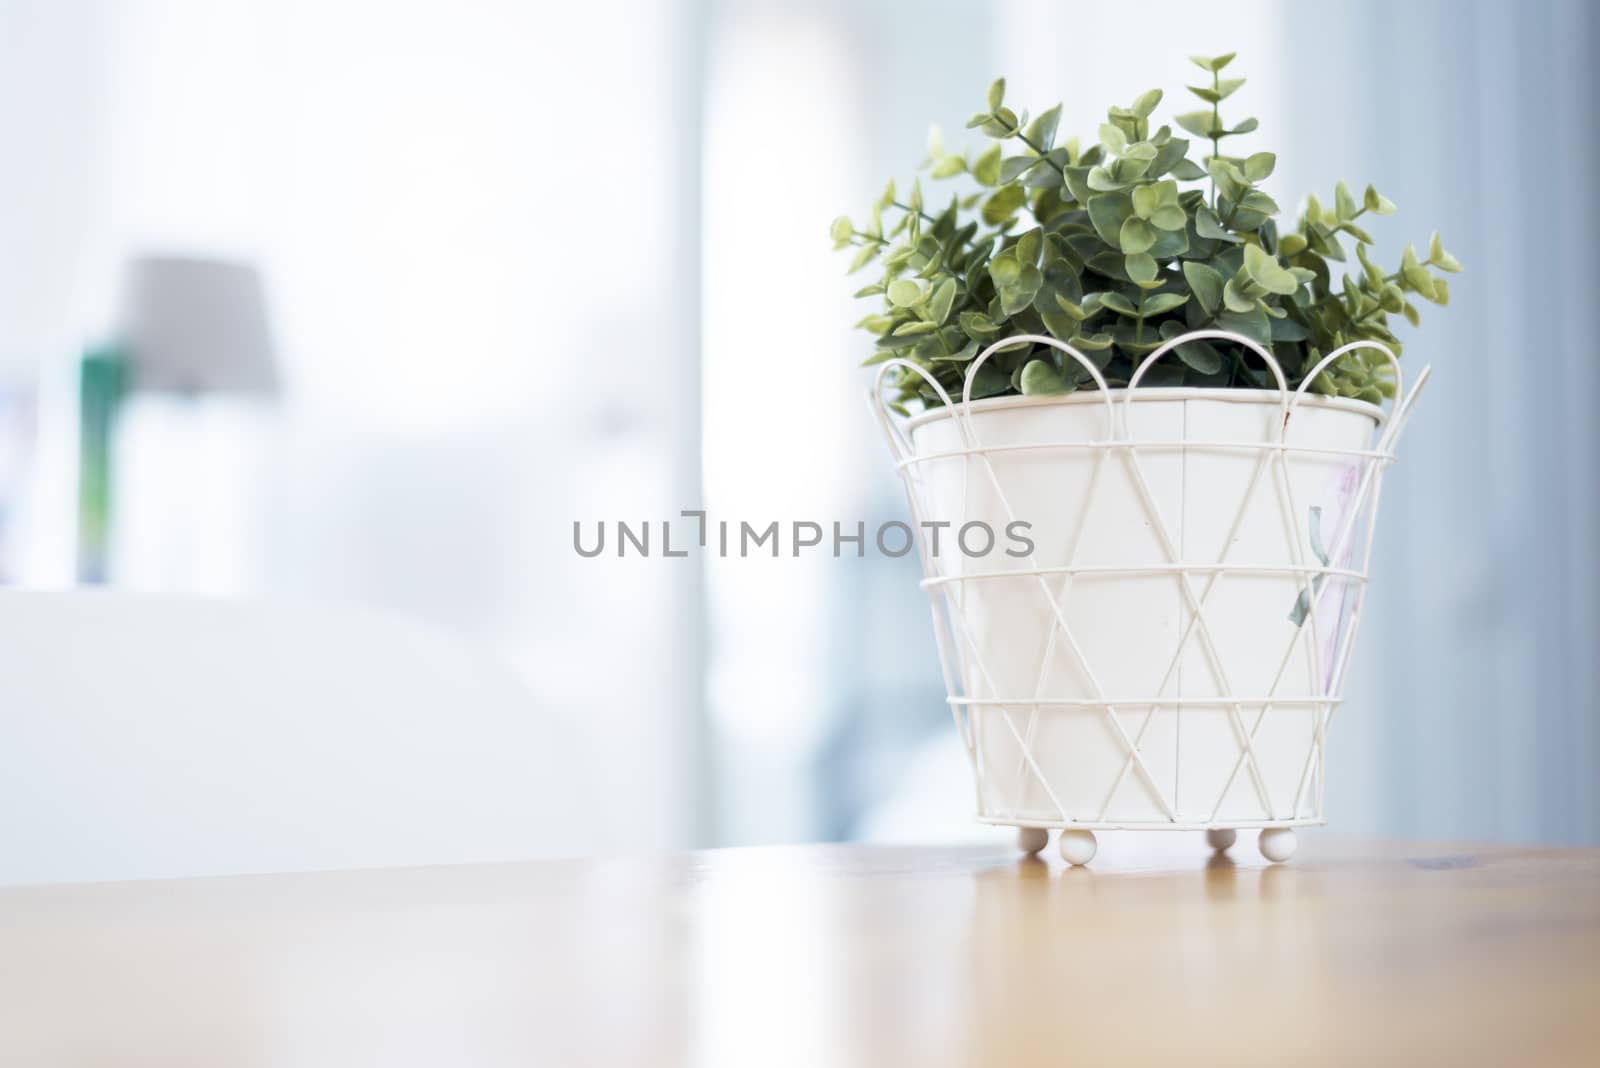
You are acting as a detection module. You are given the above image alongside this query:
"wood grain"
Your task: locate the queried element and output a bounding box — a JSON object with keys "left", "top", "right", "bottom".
{"left": 1, "top": 834, "right": 1596, "bottom": 1066}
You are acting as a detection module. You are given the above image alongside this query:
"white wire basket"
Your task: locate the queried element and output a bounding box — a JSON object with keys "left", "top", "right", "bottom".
{"left": 869, "top": 330, "right": 1429, "bottom": 864}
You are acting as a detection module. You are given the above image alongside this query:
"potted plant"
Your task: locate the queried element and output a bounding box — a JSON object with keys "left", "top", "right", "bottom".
{"left": 834, "top": 54, "right": 1457, "bottom": 865}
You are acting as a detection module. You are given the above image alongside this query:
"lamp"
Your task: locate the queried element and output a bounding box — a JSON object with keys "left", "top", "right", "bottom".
{"left": 77, "top": 256, "right": 280, "bottom": 582}
{"left": 119, "top": 255, "right": 278, "bottom": 396}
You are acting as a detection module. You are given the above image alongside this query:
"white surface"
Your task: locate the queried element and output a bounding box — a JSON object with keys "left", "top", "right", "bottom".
{"left": 1258, "top": 826, "right": 1297, "bottom": 862}
{"left": 0, "top": 590, "right": 587, "bottom": 885}
{"left": 0, "top": 0, "right": 708, "bottom": 849}
{"left": 1057, "top": 828, "right": 1096, "bottom": 865}
{"left": 904, "top": 384, "right": 1382, "bottom": 828}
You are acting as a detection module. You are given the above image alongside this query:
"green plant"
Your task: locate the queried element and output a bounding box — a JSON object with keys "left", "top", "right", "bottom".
{"left": 832, "top": 54, "right": 1460, "bottom": 414}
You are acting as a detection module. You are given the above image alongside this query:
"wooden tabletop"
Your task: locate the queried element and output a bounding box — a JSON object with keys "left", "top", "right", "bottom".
{"left": 1, "top": 834, "right": 1596, "bottom": 1066}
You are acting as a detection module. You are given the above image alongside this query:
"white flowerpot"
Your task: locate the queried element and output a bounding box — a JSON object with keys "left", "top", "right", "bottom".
{"left": 872, "top": 332, "right": 1427, "bottom": 860}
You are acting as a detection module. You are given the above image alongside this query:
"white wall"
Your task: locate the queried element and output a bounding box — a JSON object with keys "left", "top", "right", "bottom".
{"left": 0, "top": 0, "right": 710, "bottom": 868}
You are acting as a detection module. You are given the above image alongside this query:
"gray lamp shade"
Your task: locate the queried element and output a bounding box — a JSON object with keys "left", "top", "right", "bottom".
{"left": 119, "top": 256, "right": 278, "bottom": 396}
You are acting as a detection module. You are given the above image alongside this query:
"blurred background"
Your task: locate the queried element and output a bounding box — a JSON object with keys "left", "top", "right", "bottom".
{"left": 0, "top": 0, "right": 1595, "bottom": 875}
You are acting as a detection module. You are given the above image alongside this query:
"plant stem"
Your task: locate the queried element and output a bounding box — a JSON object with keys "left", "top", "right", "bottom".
{"left": 892, "top": 200, "right": 938, "bottom": 223}
{"left": 1209, "top": 69, "right": 1221, "bottom": 210}
{"left": 1306, "top": 270, "right": 1404, "bottom": 314}
{"left": 1014, "top": 130, "right": 1068, "bottom": 175}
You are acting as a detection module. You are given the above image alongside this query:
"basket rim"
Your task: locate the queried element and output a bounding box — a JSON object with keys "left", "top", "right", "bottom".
{"left": 902, "top": 386, "right": 1385, "bottom": 433}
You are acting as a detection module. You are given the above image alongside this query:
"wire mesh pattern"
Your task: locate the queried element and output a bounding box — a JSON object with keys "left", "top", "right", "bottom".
{"left": 870, "top": 330, "right": 1429, "bottom": 831}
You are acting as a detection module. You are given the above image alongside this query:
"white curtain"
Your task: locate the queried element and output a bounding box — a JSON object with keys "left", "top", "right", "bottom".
{"left": 1278, "top": 0, "right": 1600, "bottom": 844}
{"left": 0, "top": 0, "right": 711, "bottom": 858}
{"left": 997, "top": 0, "right": 1600, "bottom": 844}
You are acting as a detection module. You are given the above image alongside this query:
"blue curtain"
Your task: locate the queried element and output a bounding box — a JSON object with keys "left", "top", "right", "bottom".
{"left": 1285, "top": 0, "right": 1600, "bottom": 843}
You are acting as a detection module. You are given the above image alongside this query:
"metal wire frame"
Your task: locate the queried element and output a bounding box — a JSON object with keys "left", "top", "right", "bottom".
{"left": 868, "top": 330, "right": 1430, "bottom": 831}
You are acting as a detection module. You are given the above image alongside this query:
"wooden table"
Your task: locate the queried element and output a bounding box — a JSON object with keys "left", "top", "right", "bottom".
{"left": 1, "top": 834, "right": 1596, "bottom": 1065}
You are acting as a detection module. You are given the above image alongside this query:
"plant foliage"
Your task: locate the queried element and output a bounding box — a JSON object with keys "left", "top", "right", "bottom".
{"left": 832, "top": 54, "right": 1460, "bottom": 413}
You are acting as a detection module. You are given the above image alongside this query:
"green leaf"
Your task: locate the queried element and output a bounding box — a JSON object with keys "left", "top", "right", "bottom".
{"left": 999, "top": 155, "right": 1042, "bottom": 184}
{"left": 1227, "top": 117, "right": 1258, "bottom": 135}
{"left": 1175, "top": 110, "right": 1220, "bottom": 139}
{"left": 1215, "top": 305, "right": 1272, "bottom": 346}
{"left": 1026, "top": 104, "right": 1061, "bottom": 151}
{"left": 1131, "top": 183, "right": 1160, "bottom": 220}
{"left": 887, "top": 279, "right": 924, "bottom": 307}
{"left": 1340, "top": 221, "right": 1375, "bottom": 244}
{"left": 1000, "top": 265, "right": 1043, "bottom": 315}
{"left": 968, "top": 362, "right": 1011, "bottom": 399}
{"left": 1334, "top": 180, "right": 1358, "bottom": 221}
{"left": 1189, "top": 52, "right": 1236, "bottom": 72}
{"left": 1170, "top": 158, "right": 1208, "bottom": 181}
{"left": 1183, "top": 261, "right": 1225, "bottom": 315}
{"left": 1054, "top": 292, "right": 1091, "bottom": 320}
{"left": 1176, "top": 337, "right": 1223, "bottom": 373}
{"left": 1429, "top": 231, "right": 1463, "bottom": 272}
{"left": 931, "top": 340, "right": 980, "bottom": 362}
{"left": 989, "top": 255, "right": 1021, "bottom": 288}
{"left": 1125, "top": 252, "right": 1158, "bottom": 283}
{"left": 1098, "top": 123, "right": 1128, "bottom": 156}
{"left": 1364, "top": 184, "right": 1397, "bottom": 216}
{"left": 1142, "top": 292, "right": 1188, "bottom": 316}
{"left": 1223, "top": 276, "right": 1257, "bottom": 313}
{"left": 1037, "top": 301, "right": 1078, "bottom": 341}
{"left": 1242, "top": 151, "right": 1275, "bottom": 181}
{"left": 1087, "top": 165, "right": 1130, "bottom": 192}
{"left": 930, "top": 154, "right": 967, "bottom": 179}
{"left": 981, "top": 184, "right": 1027, "bottom": 226}
{"left": 927, "top": 277, "right": 957, "bottom": 324}
{"left": 1098, "top": 291, "right": 1139, "bottom": 317}
{"left": 1187, "top": 85, "right": 1221, "bottom": 105}
{"left": 847, "top": 244, "right": 878, "bottom": 274}
{"left": 1087, "top": 193, "right": 1134, "bottom": 246}
{"left": 1207, "top": 158, "right": 1246, "bottom": 202}
{"left": 980, "top": 107, "right": 1019, "bottom": 138}
{"left": 959, "top": 311, "right": 1001, "bottom": 337}
{"left": 972, "top": 143, "right": 1003, "bottom": 187}
{"left": 1132, "top": 88, "right": 1163, "bottom": 117}
{"left": 1195, "top": 205, "right": 1240, "bottom": 243}
{"left": 1119, "top": 216, "right": 1157, "bottom": 254}
{"left": 1214, "top": 77, "right": 1246, "bottom": 100}
{"left": 987, "top": 78, "right": 1006, "bottom": 112}
{"left": 1238, "top": 189, "right": 1279, "bottom": 215}
{"left": 1400, "top": 242, "right": 1437, "bottom": 299}
{"left": 1269, "top": 314, "right": 1308, "bottom": 342}
{"left": 1024, "top": 158, "right": 1065, "bottom": 189}
{"left": 1243, "top": 242, "right": 1300, "bottom": 295}
{"left": 1015, "top": 226, "right": 1042, "bottom": 266}
{"left": 908, "top": 178, "right": 923, "bottom": 213}
{"left": 830, "top": 216, "right": 853, "bottom": 243}
{"left": 1153, "top": 205, "right": 1187, "bottom": 231}
{"left": 1020, "top": 359, "right": 1073, "bottom": 395}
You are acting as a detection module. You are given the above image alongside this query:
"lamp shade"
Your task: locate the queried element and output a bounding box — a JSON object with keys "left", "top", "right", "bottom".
{"left": 119, "top": 256, "right": 278, "bottom": 396}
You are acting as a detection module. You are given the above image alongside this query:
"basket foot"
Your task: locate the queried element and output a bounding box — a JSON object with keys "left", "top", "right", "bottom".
{"left": 1205, "top": 828, "right": 1237, "bottom": 852}
{"left": 1017, "top": 827, "right": 1049, "bottom": 855}
{"left": 1258, "top": 827, "right": 1297, "bottom": 863}
{"left": 1058, "top": 829, "right": 1097, "bottom": 866}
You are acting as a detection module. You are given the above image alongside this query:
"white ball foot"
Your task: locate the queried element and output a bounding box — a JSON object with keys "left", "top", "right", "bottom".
{"left": 1017, "top": 827, "right": 1049, "bottom": 855}
{"left": 1058, "top": 828, "right": 1097, "bottom": 866}
{"left": 1258, "top": 827, "right": 1297, "bottom": 863}
{"left": 1205, "top": 827, "right": 1237, "bottom": 852}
